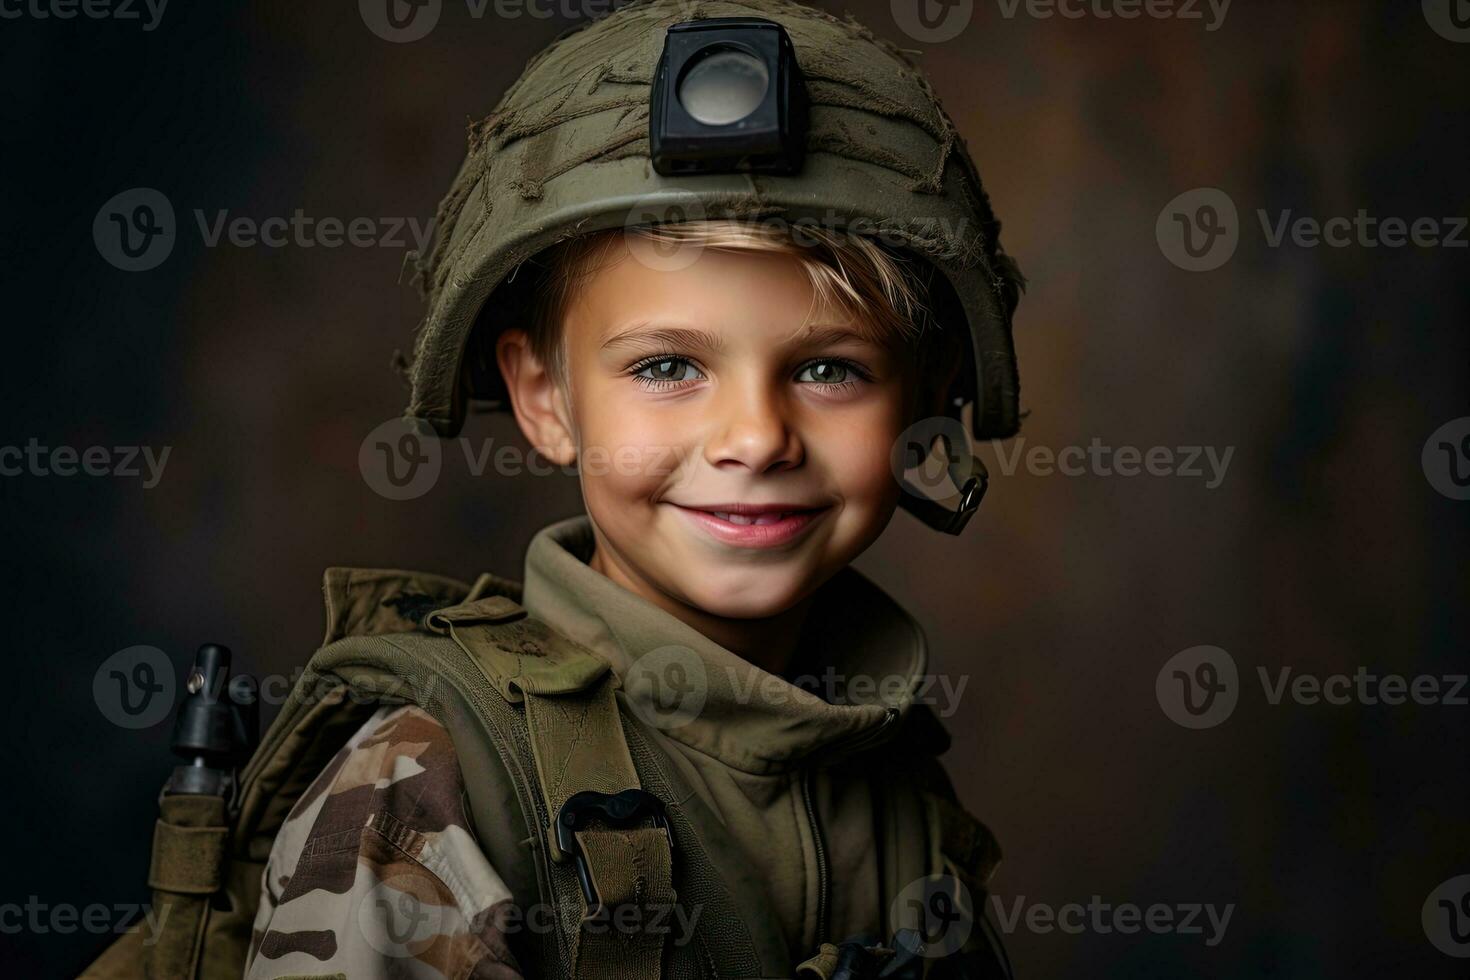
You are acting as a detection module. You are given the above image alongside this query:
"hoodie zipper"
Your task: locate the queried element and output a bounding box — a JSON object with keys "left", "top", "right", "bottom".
{"left": 801, "top": 766, "right": 830, "bottom": 945}
{"left": 801, "top": 708, "right": 900, "bottom": 947}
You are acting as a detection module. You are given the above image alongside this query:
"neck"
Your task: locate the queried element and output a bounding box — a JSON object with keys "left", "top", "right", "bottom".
{"left": 587, "top": 541, "right": 814, "bottom": 675}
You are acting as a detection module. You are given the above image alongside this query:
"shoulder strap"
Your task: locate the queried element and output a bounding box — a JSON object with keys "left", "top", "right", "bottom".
{"left": 427, "top": 597, "right": 676, "bottom": 980}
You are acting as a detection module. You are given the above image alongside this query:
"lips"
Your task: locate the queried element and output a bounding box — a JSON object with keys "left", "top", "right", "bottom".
{"left": 669, "top": 502, "right": 829, "bottom": 548}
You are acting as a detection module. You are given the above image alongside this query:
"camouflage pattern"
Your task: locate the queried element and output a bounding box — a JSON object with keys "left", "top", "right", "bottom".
{"left": 244, "top": 704, "right": 523, "bottom": 980}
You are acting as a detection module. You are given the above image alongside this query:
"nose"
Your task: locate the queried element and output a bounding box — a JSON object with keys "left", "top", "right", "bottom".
{"left": 703, "top": 381, "right": 804, "bottom": 474}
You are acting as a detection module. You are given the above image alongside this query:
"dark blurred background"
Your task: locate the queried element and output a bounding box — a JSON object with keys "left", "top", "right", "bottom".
{"left": 2, "top": 0, "right": 1467, "bottom": 976}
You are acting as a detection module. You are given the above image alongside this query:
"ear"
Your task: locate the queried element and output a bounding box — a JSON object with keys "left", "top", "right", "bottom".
{"left": 495, "top": 328, "right": 576, "bottom": 466}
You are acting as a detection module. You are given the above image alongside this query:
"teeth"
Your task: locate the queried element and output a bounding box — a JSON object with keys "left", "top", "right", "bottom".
{"left": 712, "top": 511, "right": 786, "bottom": 525}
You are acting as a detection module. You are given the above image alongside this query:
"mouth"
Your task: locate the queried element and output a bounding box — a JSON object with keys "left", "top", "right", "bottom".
{"left": 668, "top": 502, "right": 830, "bottom": 548}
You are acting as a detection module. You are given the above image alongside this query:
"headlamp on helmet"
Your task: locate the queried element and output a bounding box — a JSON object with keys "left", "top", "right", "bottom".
{"left": 650, "top": 17, "right": 808, "bottom": 176}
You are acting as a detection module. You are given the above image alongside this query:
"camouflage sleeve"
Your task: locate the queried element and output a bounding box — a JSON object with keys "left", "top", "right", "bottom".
{"left": 244, "top": 704, "right": 524, "bottom": 980}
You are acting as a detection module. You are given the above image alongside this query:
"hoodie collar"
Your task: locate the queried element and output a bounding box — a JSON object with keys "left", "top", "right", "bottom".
{"left": 520, "top": 514, "right": 929, "bottom": 775}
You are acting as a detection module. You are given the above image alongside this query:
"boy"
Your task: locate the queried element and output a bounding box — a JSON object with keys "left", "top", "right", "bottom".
{"left": 92, "top": 1, "right": 1024, "bottom": 978}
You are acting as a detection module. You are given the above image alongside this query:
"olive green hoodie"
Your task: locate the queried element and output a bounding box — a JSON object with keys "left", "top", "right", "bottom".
{"left": 522, "top": 514, "right": 945, "bottom": 961}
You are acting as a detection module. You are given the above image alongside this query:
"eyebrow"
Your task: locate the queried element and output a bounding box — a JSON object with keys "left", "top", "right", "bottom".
{"left": 600, "top": 321, "right": 880, "bottom": 354}
{"left": 600, "top": 324, "right": 726, "bottom": 354}
{"left": 789, "top": 324, "right": 885, "bottom": 349}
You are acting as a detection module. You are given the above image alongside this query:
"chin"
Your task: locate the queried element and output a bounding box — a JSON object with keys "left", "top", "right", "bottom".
{"left": 676, "top": 568, "right": 810, "bottom": 621}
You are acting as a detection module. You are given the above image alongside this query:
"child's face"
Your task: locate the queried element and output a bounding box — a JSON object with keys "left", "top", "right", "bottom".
{"left": 511, "top": 235, "right": 916, "bottom": 621}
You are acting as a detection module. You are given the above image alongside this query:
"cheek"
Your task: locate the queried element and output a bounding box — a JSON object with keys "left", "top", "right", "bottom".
{"left": 573, "top": 387, "right": 689, "bottom": 501}
{"left": 810, "top": 397, "right": 907, "bottom": 508}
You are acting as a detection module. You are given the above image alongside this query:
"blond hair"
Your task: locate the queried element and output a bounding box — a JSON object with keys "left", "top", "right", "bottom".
{"left": 521, "top": 219, "right": 954, "bottom": 391}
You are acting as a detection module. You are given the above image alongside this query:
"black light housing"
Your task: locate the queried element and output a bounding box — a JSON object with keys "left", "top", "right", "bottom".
{"left": 649, "top": 16, "right": 809, "bottom": 176}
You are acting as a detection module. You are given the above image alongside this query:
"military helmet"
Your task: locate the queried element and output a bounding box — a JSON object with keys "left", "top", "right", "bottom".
{"left": 403, "top": 0, "right": 1024, "bottom": 533}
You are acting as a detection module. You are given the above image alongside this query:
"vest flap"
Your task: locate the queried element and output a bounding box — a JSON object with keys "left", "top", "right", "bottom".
{"left": 426, "top": 595, "right": 526, "bottom": 625}
{"left": 321, "top": 567, "right": 473, "bottom": 644}
{"left": 426, "top": 600, "right": 613, "bottom": 701}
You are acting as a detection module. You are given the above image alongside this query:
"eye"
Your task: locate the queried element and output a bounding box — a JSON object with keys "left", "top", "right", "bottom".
{"left": 795, "top": 359, "right": 861, "bottom": 386}
{"left": 631, "top": 355, "right": 705, "bottom": 387}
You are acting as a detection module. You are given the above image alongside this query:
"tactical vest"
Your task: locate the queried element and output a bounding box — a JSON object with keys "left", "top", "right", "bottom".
{"left": 80, "top": 568, "right": 1007, "bottom": 979}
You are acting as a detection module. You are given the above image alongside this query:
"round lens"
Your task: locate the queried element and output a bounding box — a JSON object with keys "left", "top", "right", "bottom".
{"left": 677, "top": 48, "right": 770, "bottom": 126}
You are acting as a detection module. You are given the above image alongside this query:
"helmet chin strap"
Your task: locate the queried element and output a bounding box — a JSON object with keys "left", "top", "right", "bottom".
{"left": 898, "top": 434, "right": 990, "bottom": 535}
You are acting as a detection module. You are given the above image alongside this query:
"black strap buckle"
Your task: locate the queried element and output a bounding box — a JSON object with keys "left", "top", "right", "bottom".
{"left": 944, "top": 471, "right": 988, "bottom": 535}
{"left": 554, "top": 788, "right": 672, "bottom": 910}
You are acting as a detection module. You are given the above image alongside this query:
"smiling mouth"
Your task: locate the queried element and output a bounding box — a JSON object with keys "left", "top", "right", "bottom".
{"left": 668, "top": 503, "right": 830, "bottom": 547}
